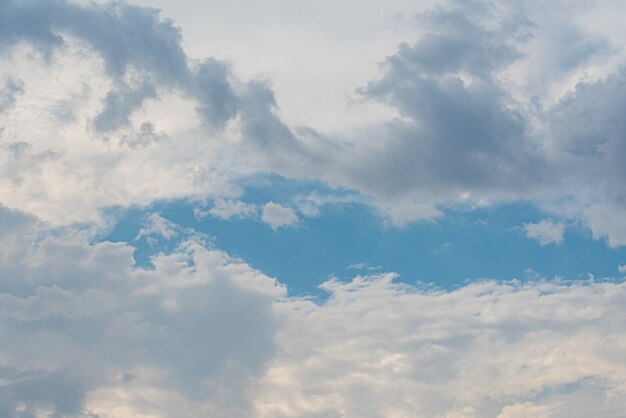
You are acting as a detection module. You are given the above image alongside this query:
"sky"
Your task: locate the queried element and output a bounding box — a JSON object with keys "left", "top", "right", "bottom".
{"left": 1, "top": 0, "right": 626, "bottom": 416}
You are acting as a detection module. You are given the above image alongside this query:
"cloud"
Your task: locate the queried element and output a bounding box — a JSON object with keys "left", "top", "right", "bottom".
{"left": 203, "top": 199, "right": 258, "bottom": 221}
{"left": 135, "top": 212, "right": 180, "bottom": 243}
{"left": 256, "top": 275, "right": 626, "bottom": 418}
{"left": 228, "top": 0, "right": 553, "bottom": 226}
{"left": 0, "top": 77, "right": 24, "bottom": 113}
{"left": 4, "top": 1, "right": 626, "bottom": 416}
{"left": 0, "top": 207, "right": 283, "bottom": 417}
{"left": 261, "top": 201, "right": 298, "bottom": 230}
{"left": 524, "top": 219, "right": 566, "bottom": 245}
{"left": 618, "top": 264, "right": 626, "bottom": 274}
{"left": 1, "top": 206, "right": 626, "bottom": 416}
{"left": 2, "top": 0, "right": 626, "bottom": 247}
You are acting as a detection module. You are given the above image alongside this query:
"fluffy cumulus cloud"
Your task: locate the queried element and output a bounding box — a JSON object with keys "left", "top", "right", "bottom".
{"left": 261, "top": 201, "right": 298, "bottom": 230}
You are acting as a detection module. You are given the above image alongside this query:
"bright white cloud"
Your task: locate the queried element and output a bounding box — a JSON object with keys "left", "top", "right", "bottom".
{"left": 524, "top": 219, "right": 566, "bottom": 246}
{"left": 261, "top": 202, "right": 298, "bottom": 230}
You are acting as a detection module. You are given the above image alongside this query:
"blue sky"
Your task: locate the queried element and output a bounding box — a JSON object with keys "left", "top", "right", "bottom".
{"left": 3, "top": 0, "right": 626, "bottom": 416}
{"left": 106, "top": 177, "right": 626, "bottom": 296}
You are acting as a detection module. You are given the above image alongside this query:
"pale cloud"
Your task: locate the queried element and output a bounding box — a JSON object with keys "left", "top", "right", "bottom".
{"left": 496, "top": 403, "right": 554, "bottom": 418}
{"left": 205, "top": 199, "right": 258, "bottom": 221}
{"left": 135, "top": 213, "right": 179, "bottom": 242}
{"left": 255, "top": 275, "right": 626, "bottom": 418}
{"left": 1, "top": 207, "right": 626, "bottom": 416}
{"left": 585, "top": 205, "right": 626, "bottom": 248}
{"left": 261, "top": 202, "right": 298, "bottom": 230}
{"left": 618, "top": 264, "right": 626, "bottom": 274}
{"left": 524, "top": 219, "right": 566, "bottom": 246}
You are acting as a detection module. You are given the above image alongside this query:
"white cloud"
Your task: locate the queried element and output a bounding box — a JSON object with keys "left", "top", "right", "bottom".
{"left": 261, "top": 202, "right": 298, "bottom": 230}
{"left": 618, "top": 264, "right": 626, "bottom": 274}
{"left": 255, "top": 275, "right": 626, "bottom": 418}
{"left": 136, "top": 213, "right": 179, "bottom": 242}
{"left": 586, "top": 205, "right": 626, "bottom": 248}
{"left": 496, "top": 403, "right": 554, "bottom": 418}
{"left": 524, "top": 220, "right": 566, "bottom": 245}
{"left": 1, "top": 208, "right": 626, "bottom": 416}
{"left": 204, "top": 199, "right": 258, "bottom": 221}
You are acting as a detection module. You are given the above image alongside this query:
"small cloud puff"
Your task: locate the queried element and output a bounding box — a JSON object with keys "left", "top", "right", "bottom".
{"left": 261, "top": 201, "right": 298, "bottom": 230}
{"left": 204, "top": 199, "right": 258, "bottom": 221}
{"left": 524, "top": 219, "right": 566, "bottom": 245}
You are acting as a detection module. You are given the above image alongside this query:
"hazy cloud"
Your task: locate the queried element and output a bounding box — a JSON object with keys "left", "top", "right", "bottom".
{"left": 524, "top": 219, "right": 566, "bottom": 245}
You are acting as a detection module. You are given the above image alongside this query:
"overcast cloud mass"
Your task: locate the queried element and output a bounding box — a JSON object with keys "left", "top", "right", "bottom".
{"left": 2, "top": 0, "right": 626, "bottom": 416}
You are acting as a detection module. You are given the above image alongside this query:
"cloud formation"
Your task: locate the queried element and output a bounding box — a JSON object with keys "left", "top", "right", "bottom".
{"left": 1, "top": 207, "right": 625, "bottom": 417}
{"left": 1, "top": 0, "right": 626, "bottom": 245}
{"left": 2, "top": 1, "right": 626, "bottom": 416}
{"left": 524, "top": 219, "right": 565, "bottom": 245}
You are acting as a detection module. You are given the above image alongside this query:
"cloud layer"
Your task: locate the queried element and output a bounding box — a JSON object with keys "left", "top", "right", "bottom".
{"left": 1, "top": 207, "right": 625, "bottom": 417}
{"left": 2, "top": 0, "right": 626, "bottom": 243}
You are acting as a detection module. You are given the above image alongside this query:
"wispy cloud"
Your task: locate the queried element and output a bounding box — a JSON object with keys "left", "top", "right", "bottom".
{"left": 524, "top": 219, "right": 566, "bottom": 245}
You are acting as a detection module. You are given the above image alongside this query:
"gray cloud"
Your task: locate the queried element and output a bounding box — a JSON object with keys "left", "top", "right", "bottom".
{"left": 233, "top": 0, "right": 552, "bottom": 221}
{"left": 1, "top": 0, "right": 625, "bottom": 244}
{"left": 547, "top": 67, "right": 626, "bottom": 244}
{"left": 92, "top": 82, "right": 157, "bottom": 132}
{"left": 343, "top": 2, "right": 548, "bottom": 199}
{"left": 0, "top": 77, "right": 24, "bottom": 113}
{"left": 192, "top": 59, "right": 239, "bottom": 129}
